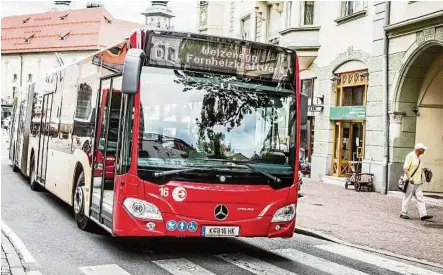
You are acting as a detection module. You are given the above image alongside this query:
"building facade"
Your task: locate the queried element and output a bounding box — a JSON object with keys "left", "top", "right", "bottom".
{"left": 384, "top": 1, "right": 443, "bottom": 194}
{"left": 196, "top": 1, "right": 443, "bottom": 194}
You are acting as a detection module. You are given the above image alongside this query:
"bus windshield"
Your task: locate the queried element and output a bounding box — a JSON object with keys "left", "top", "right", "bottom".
{"left": 137, "top": 66, "right": 296, "bottom": 180}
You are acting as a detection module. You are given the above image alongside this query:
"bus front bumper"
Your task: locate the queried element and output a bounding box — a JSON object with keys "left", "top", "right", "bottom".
{"left": 113, "top": 205, "right": 296, "bottom": 238}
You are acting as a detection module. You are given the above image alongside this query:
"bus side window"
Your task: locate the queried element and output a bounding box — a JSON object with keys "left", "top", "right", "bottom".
{"left": 117, "top": 95, "right": 134, "bottom": 174}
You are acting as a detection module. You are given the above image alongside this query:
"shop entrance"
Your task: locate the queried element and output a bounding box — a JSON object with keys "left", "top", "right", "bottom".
{"left": 330, "top": 69, "right": 368, "bottom": 177}
{"left": 332, "top": 121, "right": 365, "bottom": 177}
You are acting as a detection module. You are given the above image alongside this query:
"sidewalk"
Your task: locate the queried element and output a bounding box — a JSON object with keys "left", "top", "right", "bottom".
{"left": 1, "top": 233, "right": 26, "bottom": 275}
{"left": 297, "top": 179, "right": 443, "bottom": 266}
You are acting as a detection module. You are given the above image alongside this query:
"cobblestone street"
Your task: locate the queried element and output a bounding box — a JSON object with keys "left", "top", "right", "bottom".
{"left": 1, "top": 232, "right": 26, "bottom": 275}
{"left": 297, "top": 178, "right": 443, "bottom": 265}
{"left": 2, "top": 246, "right": 11, "bottom": 275}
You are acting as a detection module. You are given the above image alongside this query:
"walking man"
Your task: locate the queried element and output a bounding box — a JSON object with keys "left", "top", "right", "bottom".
{"left": 400, "top": 143, "right": 433, "bottom": 220}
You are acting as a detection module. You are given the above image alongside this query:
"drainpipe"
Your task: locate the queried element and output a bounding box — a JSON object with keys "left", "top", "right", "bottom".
{"left": 19, "top": 54, "right": 23, "bottom": 87}
{"left": 382, "top": 1, "right": 391, "bottom": 195}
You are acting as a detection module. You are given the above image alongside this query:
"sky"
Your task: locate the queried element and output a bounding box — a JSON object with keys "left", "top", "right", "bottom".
{"left": 0, "top": 0, "right": 198, "bottom": 32}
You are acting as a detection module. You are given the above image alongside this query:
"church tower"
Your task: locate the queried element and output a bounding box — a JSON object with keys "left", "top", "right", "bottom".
{"left": 142, "top": 1, "right": 175, "bottom": 30}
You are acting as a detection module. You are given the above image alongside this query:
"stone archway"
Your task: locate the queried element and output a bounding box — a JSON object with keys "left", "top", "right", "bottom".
{"left": 390, "top": 41, "right": 443, "bottom": 193}
{"left": 392, "top": 41, "right": 443, "bottom": 111}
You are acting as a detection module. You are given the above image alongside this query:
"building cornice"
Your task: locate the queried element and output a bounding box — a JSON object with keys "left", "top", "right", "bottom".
{"left": 334, "top": 10, "right": 367, "bottom": 26}
{"left": 385, "top": 10, "right": 443, "bottom": 38}
{"left": 141, "top": 11, "right": 175, "bottom": 18}
{"left": 279, "top": 26, "right": 320, "bottom": 35}
{"left": 1, "top": 47, "right": 98, "bottom": 55}
{"left": 291, "top": 46, "right": 321, "bottom": 51}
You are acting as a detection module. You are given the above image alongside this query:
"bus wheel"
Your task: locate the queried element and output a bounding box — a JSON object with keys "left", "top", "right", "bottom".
{"left": 73, "top": 172, "right": 93, "bottom": 231}
{"left": 30, "top": 159, "right": 42, "bottom": 191}
{"left": 12, "top": 147, "right": 19, "bottom": 173}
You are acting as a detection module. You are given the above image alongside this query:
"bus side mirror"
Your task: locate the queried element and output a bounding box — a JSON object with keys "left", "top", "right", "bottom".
{"left": 122, "top": 49, "right": 145, "bottom": 95}
{"left": 300, "top": 93, "right": 308, "bottom": 125}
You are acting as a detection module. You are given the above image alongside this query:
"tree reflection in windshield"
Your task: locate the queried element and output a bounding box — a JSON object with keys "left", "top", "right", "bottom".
{"left": 138, "top": 66, "right": 295, "bottom": 169}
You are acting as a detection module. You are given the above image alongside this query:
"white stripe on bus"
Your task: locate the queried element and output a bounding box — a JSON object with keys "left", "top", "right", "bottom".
{"left": 216, "top": 253, "right": 298, "bottom": 275}
{"left": 79, "top": 264, "right": 132, "bottom": 275}
{"left": 153, "top": 258, "right": 216, "bottom": 275}
{"left": 316, "top": 243, "right": 442, "bottom": 275}
{"left": 272, "top": 248, "right": 370, "bottom": 275}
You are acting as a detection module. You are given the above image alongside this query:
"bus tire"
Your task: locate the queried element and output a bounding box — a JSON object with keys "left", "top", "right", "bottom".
{"left": 29, "top": 156, "right": 42, "bottom": 191}
{"left": 12, "top": 147, "right": 19, "bottom": 173}
{"left": 73, "top": 171, "right": 93, "bottom": 231}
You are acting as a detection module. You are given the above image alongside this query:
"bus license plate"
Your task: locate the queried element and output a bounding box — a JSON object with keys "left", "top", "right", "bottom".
{"left": 202, "top": 226, "right": 239, "bottom": 237}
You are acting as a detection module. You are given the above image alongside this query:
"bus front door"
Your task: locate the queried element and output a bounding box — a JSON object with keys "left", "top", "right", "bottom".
{"left": 36, "top": 93, "right": 53, "bottom": 183}
{"left": 92, "top": 76, "right": 122, "bottom": 229}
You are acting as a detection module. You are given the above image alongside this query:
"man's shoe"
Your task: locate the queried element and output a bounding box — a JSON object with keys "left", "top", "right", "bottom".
{"left": 400, "top": 214, "right": 409, "bottom": 219}
{"left": 421, "top": 215, "right": 433, "bottom": 220}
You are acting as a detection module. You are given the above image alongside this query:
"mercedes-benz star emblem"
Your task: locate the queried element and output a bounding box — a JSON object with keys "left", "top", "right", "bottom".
{"left": 214, "top": 204, "right": 229, "bottom": 220}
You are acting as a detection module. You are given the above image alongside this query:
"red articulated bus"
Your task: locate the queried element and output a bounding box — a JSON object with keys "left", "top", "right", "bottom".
{"left": 9, "top": 29, "right": 308, "bottom": 238}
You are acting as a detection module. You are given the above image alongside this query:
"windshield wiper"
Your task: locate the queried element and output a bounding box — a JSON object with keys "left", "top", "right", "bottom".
{"left": 153, "top": 167, "right": 211, "bottom": 178}
{"left": 195, "top": 158, "right": 282, "bottom": 184}
{"left": 242, "top": 163, "right": 282, "bottom": 184}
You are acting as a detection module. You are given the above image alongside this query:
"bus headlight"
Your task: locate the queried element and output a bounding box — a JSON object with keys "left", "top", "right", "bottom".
{"left": 123, "top": 198, "right": 163, "bottom": 220}
{"left": 271, "top": 204, "right": 296, "bottom": 222}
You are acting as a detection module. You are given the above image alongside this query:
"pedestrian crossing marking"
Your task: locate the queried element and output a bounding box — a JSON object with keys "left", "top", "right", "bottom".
{"left": 216, "top": 253, "right": 298, "bottom": 275}
{"left": 272, "top": 248, "right": 370, "bottom": 275}
{"left": 316, "top": 243, "right": 442, "bottom": 275}
{"left": 79, "top": 264, "right": 132, "bottom": 275}
{"left": 152, "top": 258, "right": 216, "bottom": 275}
{"left": 71, "top": 245, "right": 443, "bottom": 275}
